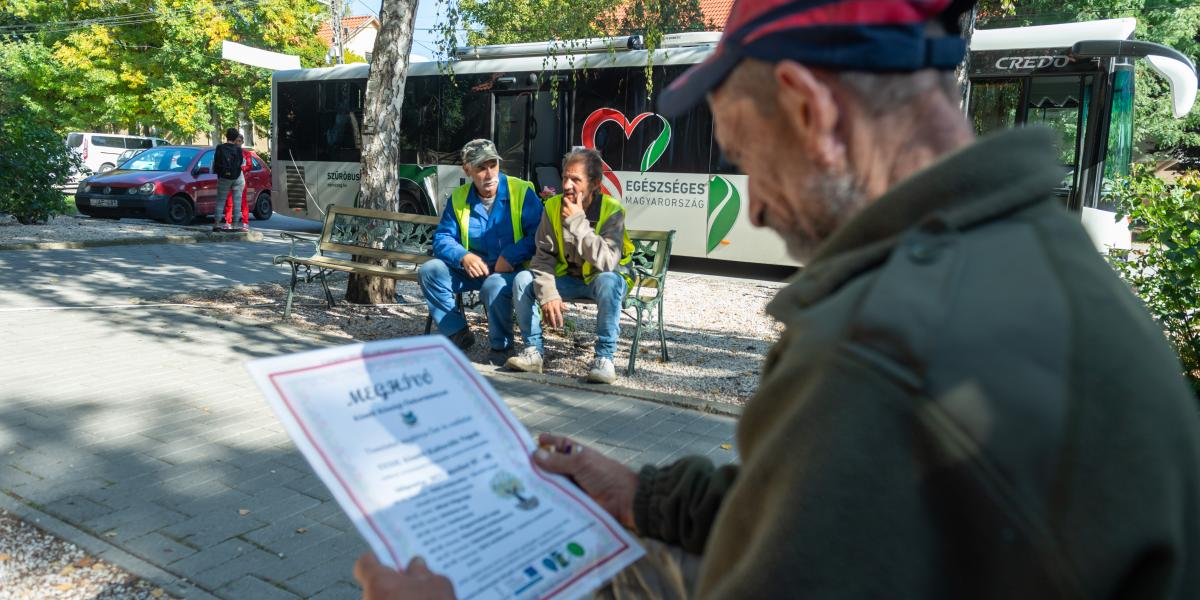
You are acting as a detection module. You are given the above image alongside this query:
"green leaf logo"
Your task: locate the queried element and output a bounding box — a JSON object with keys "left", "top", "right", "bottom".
{"left": 639, "top": 116, "right": 671, "bottom": 173}
{"left": 707, "top": 176, "right": 740, "bottom": 253}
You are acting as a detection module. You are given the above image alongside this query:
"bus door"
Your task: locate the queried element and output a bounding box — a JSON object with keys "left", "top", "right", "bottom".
{"left": 493, "top": 74, "right": 569, "bottom": 192}
{"left": 967, "top": 48, "right": 1112, "bottom": 211}
{"left": 494, "top": 91, "right": 532, "bottom": 179}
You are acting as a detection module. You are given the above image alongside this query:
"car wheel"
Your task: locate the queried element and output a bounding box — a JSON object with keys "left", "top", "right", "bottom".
{"left": 252, "top": 191, "right": 272, "bottom": 221}
{"left": 98, "top": 163, "right": 116, "bottom": 173}
{"left": 164, "top": 195, "right": 195, "bottom": 225}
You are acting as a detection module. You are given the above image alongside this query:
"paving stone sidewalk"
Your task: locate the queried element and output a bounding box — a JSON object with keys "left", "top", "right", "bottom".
{"left": 0, "top": 241, "right": 738, "bottom": 599}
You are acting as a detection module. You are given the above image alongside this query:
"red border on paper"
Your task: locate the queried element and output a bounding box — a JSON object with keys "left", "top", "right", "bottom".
{"left": 266, "top": 343, "right": 631, "bottom": 598}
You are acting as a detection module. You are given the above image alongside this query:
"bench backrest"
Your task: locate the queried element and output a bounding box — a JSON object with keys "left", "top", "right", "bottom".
{"left": 626, "top": 229, "right": 676, "bottom": 287}
{"left": 319, "top": 206, "right": 441, "bottom": 263}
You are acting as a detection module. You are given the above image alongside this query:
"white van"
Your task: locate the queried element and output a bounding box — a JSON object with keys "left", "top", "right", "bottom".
{"left": 67, "top": 132, "right": 171, "bottom": 178}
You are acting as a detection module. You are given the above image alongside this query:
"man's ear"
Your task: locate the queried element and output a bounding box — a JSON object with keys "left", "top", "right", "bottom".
{"left": 774, "top": 61, "right": 843, "bottom": 169}
{"left": 462, "top": 164, "right": 471, "bottom": 178}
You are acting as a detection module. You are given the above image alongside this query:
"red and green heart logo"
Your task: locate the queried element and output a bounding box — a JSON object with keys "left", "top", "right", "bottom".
{"left": 580, "top": 108, "right": 672, "bottom": 198}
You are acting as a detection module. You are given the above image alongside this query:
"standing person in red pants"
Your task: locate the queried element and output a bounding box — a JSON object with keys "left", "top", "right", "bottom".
{"left": 222, "top": 134, "right": 253, "bottom": 231}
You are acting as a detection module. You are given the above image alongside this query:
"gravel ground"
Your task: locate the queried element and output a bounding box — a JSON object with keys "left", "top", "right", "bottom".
{"left": 0, "top": 510, "right": 177, "bottom": 600}
{"left": 0, "top": 214, "right": 200, "bottom": 244}
{"left": 164, "top": 271, "right": 784, "bottom": 405}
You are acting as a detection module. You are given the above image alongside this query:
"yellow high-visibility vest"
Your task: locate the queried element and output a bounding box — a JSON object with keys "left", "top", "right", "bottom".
{"left": 450, "top": 175, "right": 534, "bottom": 249}
{"left": 543, "top": 193, "right": 634, "bottom": 285}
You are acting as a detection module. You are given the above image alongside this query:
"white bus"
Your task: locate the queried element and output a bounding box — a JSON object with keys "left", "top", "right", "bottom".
{"left": 271, "top": 19, "right": 1195, "bottom": 265}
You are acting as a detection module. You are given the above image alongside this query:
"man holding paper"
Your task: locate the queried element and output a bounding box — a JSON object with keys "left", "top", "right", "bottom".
{"left": 355, "top": 0, "right": 1200, "bottom": 597}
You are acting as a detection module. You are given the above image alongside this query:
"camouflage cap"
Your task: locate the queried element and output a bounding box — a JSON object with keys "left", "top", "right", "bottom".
{"left": 461, "top": 139, "right": 502, "bottom": 168}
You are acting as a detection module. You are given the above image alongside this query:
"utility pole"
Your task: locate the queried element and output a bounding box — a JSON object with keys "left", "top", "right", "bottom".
{"left": 331, "top": 0, "right": 345, "bottom": 64}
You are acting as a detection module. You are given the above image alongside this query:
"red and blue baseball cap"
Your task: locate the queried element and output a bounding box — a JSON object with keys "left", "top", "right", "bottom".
{"left": 657, "top": 0, "right": 977, "bottom": 117}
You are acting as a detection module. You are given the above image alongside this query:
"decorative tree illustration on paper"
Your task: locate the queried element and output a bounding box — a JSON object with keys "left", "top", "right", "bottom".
{"left": 491, "top": 471, "right": 539, "bottom": 510}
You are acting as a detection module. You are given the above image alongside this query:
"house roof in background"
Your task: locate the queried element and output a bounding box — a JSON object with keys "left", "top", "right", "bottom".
{"left": 698, "top": 0, "right": 733, "bottom": 27}
{"left": 317, "top": 15, "right": 380, "bottom": 47}
{"left": 607, "top": 0, "right": 731, "bottom": 31}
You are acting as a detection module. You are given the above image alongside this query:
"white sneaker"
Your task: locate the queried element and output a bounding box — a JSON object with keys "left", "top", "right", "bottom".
{"left": 505, "top": 347, "right": 543, "bottom": 373}
{"left": 586, "top": 356, "right": 617, "bottom": 384}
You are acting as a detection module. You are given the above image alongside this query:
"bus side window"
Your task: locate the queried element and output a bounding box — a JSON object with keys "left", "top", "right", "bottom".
{"left": 277, "top": 82, "right": 319, "bottom": 162}
{"left": 318, "top": 79, "right": 365, "bottom": 162}
{"left": 969, "top": 79, "right": 1021, "bottom": 136}
{"left": 711, "top": 148, "right": 740, "bottom": 175}
{"left": 628, "top": 65, "right": 713, "bottom": 175}
{"left": 572, "top": 68, "right": 631, "bottom": 169}
{"left": 437, "top": 76, "right": 492, "bottom": 163}
{"left": 399, "top": 77, "right": 438, "bottom": 164}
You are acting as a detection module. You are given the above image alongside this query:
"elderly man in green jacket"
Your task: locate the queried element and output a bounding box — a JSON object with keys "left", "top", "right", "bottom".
{"left": 353, "top": 0, "right": 1200, "bottom": 598}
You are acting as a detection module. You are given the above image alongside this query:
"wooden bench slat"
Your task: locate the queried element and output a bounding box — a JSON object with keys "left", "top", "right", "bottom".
{"left": 328, "top": 206, "right": 441, "bottom": 224}
{"left": 627, "top": 229, "right": 673, "bottom": 242}
{"left": 319, "top": 242, "right": 431, "bottom": 264}
{"left": 286, "top": 255, "right": 422, "bottom": 280}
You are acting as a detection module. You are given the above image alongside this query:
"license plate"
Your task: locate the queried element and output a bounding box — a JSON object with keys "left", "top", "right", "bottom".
{"left": 91, "top": 198, "right": 118, "bottom": 207}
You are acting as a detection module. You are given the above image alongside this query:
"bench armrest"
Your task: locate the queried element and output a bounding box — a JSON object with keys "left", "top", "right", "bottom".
{"left": 279, "top": 231, "right": 320, "bottom": 257}
{"left": 627, "top": 267, "right": 667, "bottom": 305}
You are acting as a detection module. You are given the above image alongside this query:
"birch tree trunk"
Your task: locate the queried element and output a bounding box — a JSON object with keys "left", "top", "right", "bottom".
{"left": 345, "top": 0, "right": 420, "bottom": 304}
{"left": 957, "top": 7, "right": 978, "bottom": 110}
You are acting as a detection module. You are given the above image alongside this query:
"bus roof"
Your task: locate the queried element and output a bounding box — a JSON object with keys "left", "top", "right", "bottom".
{"left": 972, "top": 18, "right": 1136, "bottom": 50}
{"left": 274, "top": 17, "right": 1193, "bottom": 118}
{"left": 272, "top": 37, "right": 716, "bottom": 83}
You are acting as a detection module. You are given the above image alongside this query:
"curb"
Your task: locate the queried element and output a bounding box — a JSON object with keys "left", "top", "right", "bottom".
{"left": 0, "top": 230, "right": 264, "bottom": 251}
{"left": 0, "top": 491, "right": 221, "bottom": 600}
{"left": 480, "top": 368, "right": 744, "bottom": 418}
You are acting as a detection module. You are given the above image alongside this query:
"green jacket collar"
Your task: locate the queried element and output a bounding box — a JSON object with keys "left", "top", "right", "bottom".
{"left": 770, "top": 127, "right": 1064, "bottom": 314}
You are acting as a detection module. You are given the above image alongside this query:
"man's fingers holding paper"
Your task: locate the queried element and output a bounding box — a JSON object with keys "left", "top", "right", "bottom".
{"left": 534, "top": 433, "right": 639, "bottom": 531}
{"left": 355, "top": 553, "right": 456, "bottom": 600}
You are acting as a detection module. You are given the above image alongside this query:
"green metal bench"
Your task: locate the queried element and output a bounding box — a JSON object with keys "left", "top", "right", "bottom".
{"left": 273, "top": 206, "right": 440, "bottom": 320}
{"left": 567, "top": 229, "right": 676, "bottom": 375}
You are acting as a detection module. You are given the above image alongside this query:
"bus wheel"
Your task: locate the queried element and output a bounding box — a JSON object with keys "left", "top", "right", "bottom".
{"left": 397, "top": 190, "right": 425, "bottom": 215}
{"left": 253, "top": 192, "right": 273, "bottom": 220}
{"left": 164, "top": 195, "right": 195, "bottom": 225}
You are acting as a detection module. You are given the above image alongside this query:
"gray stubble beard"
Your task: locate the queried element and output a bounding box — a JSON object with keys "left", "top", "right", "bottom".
{"left": 779, "top": 171, "right": 868, "bottom": 264}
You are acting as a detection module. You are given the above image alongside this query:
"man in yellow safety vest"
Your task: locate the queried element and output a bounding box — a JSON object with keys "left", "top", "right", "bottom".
{"left": 418, "top": 139, "right": 544, "bottom": 363}
{"left": 505, "top": 147, "right": 634, "bottom": 384}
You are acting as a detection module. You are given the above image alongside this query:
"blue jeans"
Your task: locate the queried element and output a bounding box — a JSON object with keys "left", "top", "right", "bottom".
{"left": 513, "top": 271, "right": 626, "bottom": 359}
{"left": 418, "top": 258, "right": 520, "bottom": 351}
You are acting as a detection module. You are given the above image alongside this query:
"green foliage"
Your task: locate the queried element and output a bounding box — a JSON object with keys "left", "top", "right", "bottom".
{"left": 0, "top": 0, "right": 328, "bottom": 141}
{"left": 977, "top": 0, "right": 1200, "bottom": 159}
{"left": 1106, "top": 164, "right": 1200, "bottom": 395}
{"left": 431, "top": 0, "right": 712, "bottom": 98}
{"left": 0, "top": 110, "right": 83, "bottom": 224}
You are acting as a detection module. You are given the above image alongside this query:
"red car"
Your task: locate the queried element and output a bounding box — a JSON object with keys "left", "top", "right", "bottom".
{"left": 74, "top": 145, "right": 273, "bottom": 225}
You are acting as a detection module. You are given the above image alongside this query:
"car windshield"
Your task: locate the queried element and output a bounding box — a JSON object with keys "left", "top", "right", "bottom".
{"left": 122, "top": 148, "right": 201, "bottom": 172}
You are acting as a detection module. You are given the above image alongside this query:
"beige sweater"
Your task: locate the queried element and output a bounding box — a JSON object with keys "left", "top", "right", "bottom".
{"left": 528, "top": 196, "right": 625, "bottom": 303}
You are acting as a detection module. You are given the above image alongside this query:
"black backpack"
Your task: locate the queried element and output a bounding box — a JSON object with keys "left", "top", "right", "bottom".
{"left": 214, "top": 143, "right": 241, "bottom": 179}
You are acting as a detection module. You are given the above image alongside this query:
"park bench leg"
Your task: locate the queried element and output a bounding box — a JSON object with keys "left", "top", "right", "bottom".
{"left": 318, "top": 270, "right": 336, "bottom": 308}
{"left": 284, "top": 264, "right": 299, "bottom": 320}
{"left": 423, "top": 293, "right": 464, "bottom": 335}
{"left": 657, "top": 299, "right": 669, "bottom": 362}
{"left": 627, "top": 305, "right": 645, "bottom": 376}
